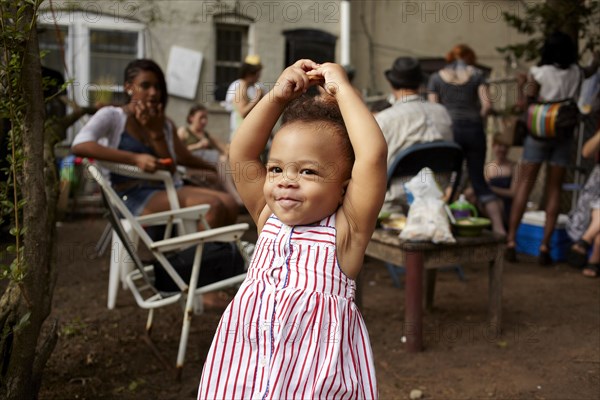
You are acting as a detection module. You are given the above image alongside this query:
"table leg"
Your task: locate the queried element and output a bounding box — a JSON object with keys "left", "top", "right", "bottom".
{"left": 405, "top": 250, "right": 423, "bottom": 352}
{"left": 488, "top": 245, "right": 504, "bottom": 330}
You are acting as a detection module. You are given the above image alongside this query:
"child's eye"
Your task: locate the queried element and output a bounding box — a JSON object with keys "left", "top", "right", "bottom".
{"left": 300, "top": 169, "right": 317, "bottom": 175}
{"left": 268, "top": 166, "right": 282, "bottom": 174}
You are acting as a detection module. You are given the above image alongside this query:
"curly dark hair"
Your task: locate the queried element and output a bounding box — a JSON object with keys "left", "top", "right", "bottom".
{"left": 281, "top": 94, "right": 355, "bottom": 172}
{"left": 239, "top": 63, "right": 262, "bottom": 79}
{"left": 539, "top": 31, "right": 577, "bottom": 69}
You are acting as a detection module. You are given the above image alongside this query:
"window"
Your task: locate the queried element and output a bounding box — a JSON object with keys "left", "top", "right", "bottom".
{"left": 214, "top": 24, "right": 248, "bottom": 101}
{"left": 37, "top": 10, "right": 144, "bottom": 142}
{"left": 283, "top": 29, "right": 336, "bottom": 66}
{"left": 38, "top": 25, "right": 68, "bottom": 75}
{"left": 88, "top": 29, "right": 139, "bottom": 106}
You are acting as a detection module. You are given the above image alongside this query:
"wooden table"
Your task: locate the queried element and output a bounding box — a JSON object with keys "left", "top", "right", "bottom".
{"left": 363, "top": 229, "right": 505, "bottom": 352}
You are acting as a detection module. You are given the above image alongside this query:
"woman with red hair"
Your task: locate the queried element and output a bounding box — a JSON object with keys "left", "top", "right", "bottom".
{"left": 428, "top": 44, "right": 506, "bottom": 236}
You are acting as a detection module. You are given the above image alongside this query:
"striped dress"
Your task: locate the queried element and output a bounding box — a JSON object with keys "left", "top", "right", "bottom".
{"left": 198, "top": 214, "right": 378, "bottom": 400}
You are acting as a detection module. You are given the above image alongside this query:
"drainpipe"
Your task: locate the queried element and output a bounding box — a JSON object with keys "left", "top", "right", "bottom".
{"left": 340, "top": 0, "right": 350, "bottom": 66}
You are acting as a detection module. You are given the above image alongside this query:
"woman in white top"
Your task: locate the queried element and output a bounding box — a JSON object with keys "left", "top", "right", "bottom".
{"left": 505, "top": 32, "right": 584, "bottom": 265}
{"left": 224, "top": 55, "right": 264, "bottom": 140}
{"left": 72, "top": 59, "right": 238, "bottom": 228}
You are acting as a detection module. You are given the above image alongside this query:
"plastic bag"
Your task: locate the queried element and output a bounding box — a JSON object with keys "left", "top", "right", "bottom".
{"left": 399, "top": 167, "right": 455, "bottom": 243}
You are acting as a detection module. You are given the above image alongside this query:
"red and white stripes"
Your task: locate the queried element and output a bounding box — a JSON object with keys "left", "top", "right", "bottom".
{"left": 198, "top": 214, "right": 378, "bottom": 399}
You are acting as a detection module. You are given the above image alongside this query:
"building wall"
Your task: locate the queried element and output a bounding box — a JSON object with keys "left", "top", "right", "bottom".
{"left": 144, "top": 0, "right": 344, "bottom": 141}
{"left": 350, "top": 0, "right": 531, "bottom": 104}
{"left": 42, "top": 0, "right": 538, "bottom": 142}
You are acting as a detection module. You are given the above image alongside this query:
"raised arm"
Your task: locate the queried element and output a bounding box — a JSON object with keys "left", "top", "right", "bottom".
{"left": 232, "top": 81, "right": 263, "bottom": 118}
{"left": 478, "top": 84, "right": 493, "bottom": 118}
{"left": 310, "top": 63, "right": 388, "bottom": 257}
{"left": 582, "top": 129, "right": 600, "bottom": 159}
{"left": 229, "top": 60, "right": 319, "bottom": 225}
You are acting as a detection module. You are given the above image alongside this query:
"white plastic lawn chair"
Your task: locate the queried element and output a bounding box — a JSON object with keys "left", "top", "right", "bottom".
{"left": 87, "top": 163, "right": 250, "bottom": 378}
{"left": 91, "top": 161, "right": 209, "bottom": 309}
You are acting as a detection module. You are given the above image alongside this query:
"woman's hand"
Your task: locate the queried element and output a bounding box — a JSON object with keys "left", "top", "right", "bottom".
{"left": 133, "top": 100, "right": 165, "bottom": 139}
{"left": 189, "top": 138, "right": 211, "bottom": 151}
{"left": 134, "top": 153, "right": 161, "bottom": 172}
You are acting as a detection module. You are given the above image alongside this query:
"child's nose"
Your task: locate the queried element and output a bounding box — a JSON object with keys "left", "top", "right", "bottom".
{"left": 279, "top": 173, "right": 299, "bottom": 187}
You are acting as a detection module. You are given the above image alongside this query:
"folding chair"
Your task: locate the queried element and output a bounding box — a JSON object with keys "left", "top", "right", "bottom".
{"left": 385, "top": 141, "right": 465, "bottom": 287}
{"left": 87, "top": 163, "right": 250, "bottom": 378}
{"left": 91, "top": 161, "right": 208, "bottom": 309}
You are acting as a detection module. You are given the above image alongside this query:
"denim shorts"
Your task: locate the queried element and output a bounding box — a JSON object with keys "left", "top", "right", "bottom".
{"left": 522, "top": 135, "right": 573, "bottom": 167}
{"left": 117, "top": 184, "right": 164, "bottom": 216}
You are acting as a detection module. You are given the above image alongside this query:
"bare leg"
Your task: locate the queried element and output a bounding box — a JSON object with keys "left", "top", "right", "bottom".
{"left": 582, "top": 233, "right": 600, "bottom": 277}
{"left": 178, "top": 186, "right": 238, "bottom": 227}
{"left": 217, "top": 157, "right": 244, "bottom": 207}
{"left": 506, "top": 162, "right": 542, "bottom": 247}
{"left": 540, "top": 164, "right": 566, "bottom": 252}
{"left": 568, "top": 208, "right": 600, "bottom": 268}
{"left": 581, "top": 208, "right": 600, "bottom": 244}
{"left": 589, "top": 233, "right": 600, "bottom": 264}
{"left": 143, "top": 186, "right": 238, "bottom": 228}
{"left": 485, "top": 199, "right": 506, "bottom": 236}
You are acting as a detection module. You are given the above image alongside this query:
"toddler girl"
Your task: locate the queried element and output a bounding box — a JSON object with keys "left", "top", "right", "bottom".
{"left": 197, "top": 59, "right": 387, "bottom": 399}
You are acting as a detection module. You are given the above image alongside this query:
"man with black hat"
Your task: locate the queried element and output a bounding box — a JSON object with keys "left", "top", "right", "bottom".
{"left": 376, "top": 57, "right": 452, "bottom": 165}
{"left": 375, "top": 57, "right": 453, "bottom": 211}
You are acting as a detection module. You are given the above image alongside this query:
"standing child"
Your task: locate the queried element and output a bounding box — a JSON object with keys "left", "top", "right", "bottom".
{"left": 197, "top": 60, "right": 388, "bottom": 399}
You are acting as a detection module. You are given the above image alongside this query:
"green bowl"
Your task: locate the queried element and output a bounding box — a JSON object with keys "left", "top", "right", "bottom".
{"left": 451, "top": 217, "right": 491, "bottom": 237}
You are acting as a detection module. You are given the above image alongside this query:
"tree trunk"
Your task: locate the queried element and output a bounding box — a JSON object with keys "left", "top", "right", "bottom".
{"left": 0, "top": 2, "right": 59, "bottom": 399}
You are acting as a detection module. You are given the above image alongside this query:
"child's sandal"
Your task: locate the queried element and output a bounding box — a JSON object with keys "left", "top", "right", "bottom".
{"left": 567, "top": 239, "right": 591, "bottom": 269}
{"left": 582, "top": 264, "right": 600, "bottom": 278}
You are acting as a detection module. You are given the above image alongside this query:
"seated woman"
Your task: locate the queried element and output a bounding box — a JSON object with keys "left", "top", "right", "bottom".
{"left": 567, "top": 128, "right": 600, "bottom": 277}
{"left": 177, "top": 103, "right": 243, "bottom": 206}
{"left": 464, "top": 134, "right": 516, "bottom": 227}
{"left": 177, "top": 103, "right": 228, "bottom": 165}
{"left": 71, "top": 59, "right": 238, "bottom": 229}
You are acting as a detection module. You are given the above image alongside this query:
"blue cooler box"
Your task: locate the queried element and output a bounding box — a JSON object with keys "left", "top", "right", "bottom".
{"left": 515, "top": 211, "right": 572, "bottom": 261}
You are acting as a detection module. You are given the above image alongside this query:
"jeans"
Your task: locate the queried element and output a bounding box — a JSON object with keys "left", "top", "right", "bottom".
{"left": 452, "top": 119, "right": 497, "bottom": 204}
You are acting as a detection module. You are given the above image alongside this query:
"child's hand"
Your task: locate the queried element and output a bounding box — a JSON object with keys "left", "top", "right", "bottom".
{"left": 307, "top": 63, "right": 350, "bottom": 96}
{"left": 272, "top": 59, "right": 320, "bottom": 103}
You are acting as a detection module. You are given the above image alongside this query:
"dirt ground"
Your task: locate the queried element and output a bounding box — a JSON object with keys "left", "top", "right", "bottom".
{"left": 38, "top": 214, "right": 599, "bottom": 400}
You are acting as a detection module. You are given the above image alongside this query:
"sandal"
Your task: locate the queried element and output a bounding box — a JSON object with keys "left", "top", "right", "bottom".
{"left": 567, "top": 239, "right": 591, "bottom": 269}
{"left": 582, "top": 264, "right": 600, "bottom": 278}
{"left": 505, "top": 246, "right": 517, "bottom": 263}
{"left": 538, "top": 246, "right": 552, "bottom": 266}
{"left": 504, "top": 242, "right": 517, "bottom": 262}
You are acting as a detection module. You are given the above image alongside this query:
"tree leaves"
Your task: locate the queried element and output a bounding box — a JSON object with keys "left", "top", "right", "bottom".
{"left": 499, "top": 0, "right": 600, "bottom": 61}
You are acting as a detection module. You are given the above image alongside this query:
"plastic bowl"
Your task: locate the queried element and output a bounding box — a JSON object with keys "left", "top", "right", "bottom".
{"left": 451, "top": 217, "right": 491, "bottom": 237}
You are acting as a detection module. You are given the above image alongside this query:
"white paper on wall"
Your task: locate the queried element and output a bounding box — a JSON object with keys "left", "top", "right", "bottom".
{"left": 166, "top": 46, "right": 203, "bottom": 99}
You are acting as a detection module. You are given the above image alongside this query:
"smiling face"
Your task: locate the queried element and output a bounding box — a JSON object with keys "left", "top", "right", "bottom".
{"left": 264, "top": 121, "right": 352, "bottom": 226}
